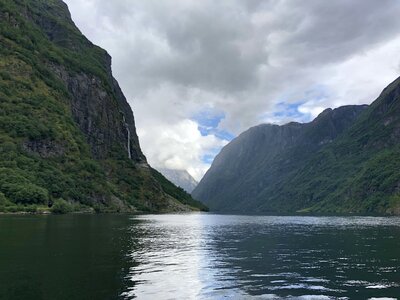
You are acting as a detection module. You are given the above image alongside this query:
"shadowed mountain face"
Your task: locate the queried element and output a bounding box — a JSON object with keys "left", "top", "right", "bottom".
{"left": 158, "top": 169, "right": 198, "bottom": 193}
{"left": 193, "top": 78, "right": 400, "bottom": 214}
{"left": 0, "top": 0, "right": 206, "bottom": 212}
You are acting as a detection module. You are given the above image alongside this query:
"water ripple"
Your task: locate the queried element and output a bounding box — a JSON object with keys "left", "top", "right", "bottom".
{"left": 122, "top": 214, "right": 400, "bottom": 299}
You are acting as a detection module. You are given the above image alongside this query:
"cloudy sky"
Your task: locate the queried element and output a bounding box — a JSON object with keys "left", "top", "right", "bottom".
{"left": 64, "top": 0, "right": 400, "bottom": 181}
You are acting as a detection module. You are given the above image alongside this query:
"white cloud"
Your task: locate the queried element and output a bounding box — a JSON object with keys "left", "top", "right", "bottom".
{"left": 137, "top": 119, "right": 227, "bottom": 181}
{"left": 64, "top": 0, "right": 400, "bottom": 179}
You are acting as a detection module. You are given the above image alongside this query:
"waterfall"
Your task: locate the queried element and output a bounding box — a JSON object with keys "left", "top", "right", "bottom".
{"left": 122, "top": 115, "right": 132, "bottom": 160}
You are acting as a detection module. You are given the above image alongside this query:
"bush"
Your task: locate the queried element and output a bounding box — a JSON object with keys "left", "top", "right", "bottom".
{"left": 25, "top": 205, "right": 38, "bottom": 213}
{"left": 0, "top": 192, "right": 9, "bottom": 205}
{"left": 5, "top": 205, "right": 21, "bottom": 213}
{"left": 0, "top": 192, "right": 10, "bottom": 212}
{"left": 2, "top": 183, "right": 49, "bottom": 204}
{"left": 51, "top": 199, "right": 72, "bottom": 214}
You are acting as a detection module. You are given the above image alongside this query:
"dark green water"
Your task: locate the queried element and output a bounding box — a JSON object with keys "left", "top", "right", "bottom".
{"left": 0, "top": 214, "right": 399, "bottom": 299}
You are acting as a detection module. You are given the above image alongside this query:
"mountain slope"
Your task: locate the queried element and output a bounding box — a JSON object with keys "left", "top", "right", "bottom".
{"left": 0, "top": 0, "right": 206, "bottom": 213}
{"left": 158, "top": 169, "right": 198, "bottom": 193}
{"left": 193, "top": 105, "right": 367, "bottom": 212}
{"left": 193, "top": 78, "right": 400, "bottom": 214}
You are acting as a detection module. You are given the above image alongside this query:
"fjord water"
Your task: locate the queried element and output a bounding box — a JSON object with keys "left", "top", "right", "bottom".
{"left": 0, "top": 214, "right": 399, "bottom": 299}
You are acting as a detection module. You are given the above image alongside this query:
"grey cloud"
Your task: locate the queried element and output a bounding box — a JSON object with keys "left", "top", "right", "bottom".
{"left": 64, "top": 0, "right": 400, "bottom": 177}
{"left": 70, "top": 0, "right": 400, "bottom": 95}
{"left": 136, "top": 1, "right": 269, "bottom": 93}
{"left": 282, "top": 0, "right": 400, "bottom": 66}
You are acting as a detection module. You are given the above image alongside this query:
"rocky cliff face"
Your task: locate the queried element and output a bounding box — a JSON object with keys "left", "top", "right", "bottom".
{"left": 25, "top": 0, "right": 145, "bottom": 162}
{"left": 48, "top": 63, "right": 146, "bottom": 162}
{"left": 0, "top": 0, "right": 206, "bottom": 212}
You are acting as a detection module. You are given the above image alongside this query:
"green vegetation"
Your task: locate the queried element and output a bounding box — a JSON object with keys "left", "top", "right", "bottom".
{"left": 258, "top": 104, "right": 400, "bottom": 214}
{"left": 51, "top": 199, "right": 72, "bottom": 214}
{"left": 0, "top": 0, "right": 207, "bottom": 213}
{"left": 275, "top": 83, "right": 400, "bottom": 215}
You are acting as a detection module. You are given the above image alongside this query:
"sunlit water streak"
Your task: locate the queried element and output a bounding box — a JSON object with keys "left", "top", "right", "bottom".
{"left": 122, "top": 215, "right": 400, "bottom": 299}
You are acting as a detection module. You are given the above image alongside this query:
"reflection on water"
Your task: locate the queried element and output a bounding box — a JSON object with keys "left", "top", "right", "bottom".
{"left": 123, "top": 215, "right": 400, "bottom": 299}
{"left": 0, "top": 214, "right": 400, "bottom": 299}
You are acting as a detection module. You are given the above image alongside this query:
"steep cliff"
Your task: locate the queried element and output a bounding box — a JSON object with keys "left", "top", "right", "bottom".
{"left": 193, "top": 104, "right": 368, "bottom": 212}
{"left": 194, "top": 77, "right": 400, "bottom": 214}
{"left": 0, "top": 0, "right": 206, "bottom": 213}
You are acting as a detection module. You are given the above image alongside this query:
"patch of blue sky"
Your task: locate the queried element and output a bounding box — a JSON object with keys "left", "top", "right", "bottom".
{"left": 201, "top": 146, "right": 224, "bottom": 164}
{"left": 201, "top": 154, "right": 216, "bottom": 164}
{"left": 213, "top": 130, "right": 235, "bottom": 141}
{"left": 274, "top": 101, "right": 307, "bottom": 121}
{"left": 271, "top": 84, "right": 331, "bottom": 123}
{"left": 192, "top": 110, "right": 234, "bottom": 141}
{"left": 192, "top": 110, "right": 234, "bottom": 165}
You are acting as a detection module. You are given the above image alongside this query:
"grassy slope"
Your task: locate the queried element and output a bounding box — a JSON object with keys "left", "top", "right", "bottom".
{"left": 260, "top": 79, "right": 400, "bottom": 214}
{"left": 0, "top": 0, "right": 206, "bottom": 213}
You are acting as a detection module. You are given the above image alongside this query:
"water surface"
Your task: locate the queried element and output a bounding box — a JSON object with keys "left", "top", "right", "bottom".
{"left": 0, "top": 214, "right": 399, "bottom": 299}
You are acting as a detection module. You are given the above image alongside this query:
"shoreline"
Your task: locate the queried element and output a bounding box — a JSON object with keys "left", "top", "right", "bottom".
{"left": 1, "top": 210, "right": 399, "bottom": 217}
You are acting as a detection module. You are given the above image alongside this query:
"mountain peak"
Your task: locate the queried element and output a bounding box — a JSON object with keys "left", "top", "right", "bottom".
{"left": 158, "top": 169, "right": 198, "bottom": 193}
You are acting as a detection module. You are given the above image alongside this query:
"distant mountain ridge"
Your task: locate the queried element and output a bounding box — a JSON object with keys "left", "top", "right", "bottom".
{"left": 158, "top": 169, "right": 198, "bottom": 193}
{"left": 193, "top": 77, "right": 400, "bottom": 215}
